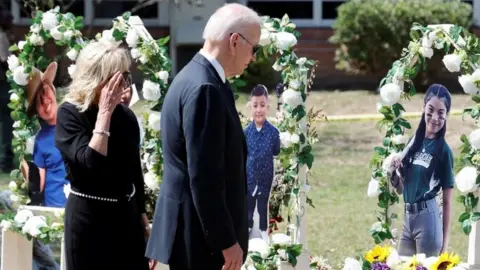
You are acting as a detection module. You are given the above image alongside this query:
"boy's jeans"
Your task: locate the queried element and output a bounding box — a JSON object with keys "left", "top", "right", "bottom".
{"left": 247, "top": 189, "right": 269, "bottom": 231}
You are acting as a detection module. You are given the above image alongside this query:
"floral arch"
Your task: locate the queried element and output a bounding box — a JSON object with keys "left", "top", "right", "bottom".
{"left": 232, "top": 15, "right": 323, "bottom": 268}
{"left": 368, "top": 23, "right": 480, "bottom": 245}
{"left": 2, "top": 7, "right": 169, "bottom": 239}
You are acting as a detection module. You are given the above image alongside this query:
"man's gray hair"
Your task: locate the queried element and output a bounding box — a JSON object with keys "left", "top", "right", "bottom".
{"left": 202, "top": 3, "right": 262, "bottom": 41}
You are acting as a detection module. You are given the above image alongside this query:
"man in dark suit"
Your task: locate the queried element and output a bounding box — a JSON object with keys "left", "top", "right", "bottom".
{"left": 145, "top": 3, "right": 262, "bottom": 270}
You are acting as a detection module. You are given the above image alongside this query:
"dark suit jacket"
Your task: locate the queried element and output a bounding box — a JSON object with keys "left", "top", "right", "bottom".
{"left": 145, "top": 53, "right": 249, "bottom": 269}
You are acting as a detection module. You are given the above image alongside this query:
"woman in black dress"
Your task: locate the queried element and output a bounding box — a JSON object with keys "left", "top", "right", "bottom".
{"left": 54, "top": 41, "right": 150, "bottom": 270}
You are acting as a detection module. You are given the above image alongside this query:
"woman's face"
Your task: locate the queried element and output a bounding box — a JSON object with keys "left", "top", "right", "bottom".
{"left": 424, "top": 96, "right": 448, "bottom": 137}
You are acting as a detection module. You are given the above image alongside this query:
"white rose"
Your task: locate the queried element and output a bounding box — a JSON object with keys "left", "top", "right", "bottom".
{"left": 296, "top": 57, "right": 307, "bottom": 66}
{"left": 442, "top": 54, "right": 461, "bottom": 73}
{"left": 68, "top": 64, "right": 76, "bottom": 77}
{"left": 157, "top": 71, "right": 169, "bottom": 84}
{"left": 26, "top": 136, "right": 35, "bottom": 154}
{"left": 386, "top": 249, "right": 401, "bottom": 267}
{"left": 455, "top": 166, "right": 478, "bottom": 193}
{"left": 41, "top": 11, "right": 58, "bottom": 30}
{"left": 342, "top": 258, "right": 362, "bottom": 270}
{"left": 382, "top": 152, "right": 402, "bottom": 174}
{"left": 131, "top": 48, "right": 140, "bottom": 59}
{"left": 51, "top": 222, "right": 63, "bottom": 230}
{"left": 280, "top": 132, "right": 292, "bottom": 148}
{"left": 10, "top": 194, "right": 19, "bottom": 202}
{"left": 29, "top": 33, "right": 45, "bottom": 46}
{"left": 290, "top": 134, "right": 300, "bottom": 144}
{"left": 30, "top": 24, "right": 41, "bottom": 33}
{"left": 142, "top": 80, "right": 161, "bottom": 101}
{"left": 391, "top": 134, "right": 409, "bottom": 145}
{"left": 419, "top": 47, "right": 433, "bottom": 59}
{"left": 12, "top": 121, "right": 20, "bottom": 128}
{"left": 139, "top": 54, "right": 148, "bottom": 64}
{"left": 379, "top": 83, "right": 402, "bottom": 106}
{"left": 277, "top": 249, "right": 287, "bottom": 260}
{"left": 9, "top": 181, "right": 17, "bottom": 191}
{"left": 144, "top": 171, "right": 160, "bottom": 190}
{"left": 48, "top": 27, "right": 62, "bottom": 41}
{"left": 459, "top": 70, "right": 480, "bottom": 95}
{"left": 144, "top": 152, "right": 157, "bottom": 171}
{"left": 99, "top": 29, "right": 121, "bottom": 47}
{"left": 126, "top": 29, "right": 139, "bottom": 48}
{"left": 258, "top": 28, "right": 271, "bottom": 46}
{"left": 289, "top": 80, "right": 301, "bottom": 90}
{"left": 273, "top": 32, "right": 297, "bottom": 51}
{"left": 13, "top": 66, "right": 29, "bottom": 86}
{"left": 248, "top": 238, "right": 270, "bottom": 259}
{"left": 22, "top": 216, "right": 47, "bottom": 237}
{"left": 0, "top": 220, "right": 12, "bottom": 230}
{"left": 66, "top": 49, "right": 78, "bottom": 61}
{"left": 271, "top": 233, "right": 291, "bottom": 245}
{"left": 421, "top": 31, "right": 437, "bottom": 48}
{"left": 63, "top": 30, "right": 74, "bottom": 40}
{"left": 14, "top": 209, "right": 34, "bottom": 225}
{"left": 272, "top": 62, "right": 283, "bottom": 71}
{"left": 367, "top": 178, "right": 381, "bottom": 198}
{"left": 148, "top": 111, "right": 161, "bottom": 131}
{"left": 7, "top": 55, "right": 19, "bottom": 71}
{"left": 282, "top": 89, "right": 303, "bottom": 108}
{"left": 469, "top": 129, "right": 480, "bottom": 150}
{"left": 63, "top": 183, "right": 70, "bottom": 198}
{"left": 10, "top": 93, "right": 19, "bottom": 102}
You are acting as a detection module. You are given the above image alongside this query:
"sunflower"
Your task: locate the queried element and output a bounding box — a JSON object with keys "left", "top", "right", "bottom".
{"left": 402, "top": 254, "right": 425, "bottom": 270}
{"left": 365, "top": 245, "right": 391, "bottom": 263}
{"left": 430, "top": 253, "right": 460, "bottom": 270}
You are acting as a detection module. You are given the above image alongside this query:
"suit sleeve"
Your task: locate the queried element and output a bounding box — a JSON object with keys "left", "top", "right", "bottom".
{"left": 54, "top": 105, "right": 108, "bottom": 172}
{"left": 182, "top": 84, "right": 236, "bottom": 251}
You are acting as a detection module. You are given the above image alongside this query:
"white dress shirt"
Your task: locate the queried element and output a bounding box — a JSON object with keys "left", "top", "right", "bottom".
{"left": 199, "top": 49, "right": 226, "bottom": 83}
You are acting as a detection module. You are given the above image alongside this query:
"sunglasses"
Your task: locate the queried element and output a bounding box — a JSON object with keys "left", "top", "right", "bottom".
{"left": 122, "top": 72, "right": 132, "bottom": 90}
{"left": 230, "top": 32, "right": 261, "bottom": 55}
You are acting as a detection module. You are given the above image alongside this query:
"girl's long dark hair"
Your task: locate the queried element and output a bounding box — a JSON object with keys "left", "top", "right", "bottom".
{"left": 401, "top": 84, "right": 452, "bottom": 182}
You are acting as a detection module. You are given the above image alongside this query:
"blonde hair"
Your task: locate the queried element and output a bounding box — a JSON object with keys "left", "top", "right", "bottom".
{"left": 64, "top": 41, "right": 131, "bottom": 112}
{"left": 203, "top": 3, "right": 261, "bottom": 41}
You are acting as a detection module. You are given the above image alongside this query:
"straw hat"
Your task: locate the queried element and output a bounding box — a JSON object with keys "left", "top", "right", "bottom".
{"left": 25, "top": 62, "right": 57, "bottom": 118}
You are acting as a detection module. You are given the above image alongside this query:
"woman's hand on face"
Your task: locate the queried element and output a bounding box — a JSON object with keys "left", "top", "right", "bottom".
{"left": 98, "top": 71, "right": 130, "bottom": 115}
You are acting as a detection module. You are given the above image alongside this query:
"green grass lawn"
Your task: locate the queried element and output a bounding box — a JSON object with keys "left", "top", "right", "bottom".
{"left": 0, "top": 90, "right": 475, "bottom": 268}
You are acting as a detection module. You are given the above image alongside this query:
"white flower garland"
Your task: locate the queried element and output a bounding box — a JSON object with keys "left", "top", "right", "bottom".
{"left": 234, "top": 14, "right": 318, "bottom": 269}
{"left": 370, "top": 23, "right": 480, "bottom": 243}
{"left": 2, "top": 7, "right": 170, "bottom": 238}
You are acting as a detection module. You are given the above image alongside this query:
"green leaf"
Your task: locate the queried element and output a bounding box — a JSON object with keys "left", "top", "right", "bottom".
{"left": 301, "top": 145, "right": 312, "bottom": 155}
{"left": 249, "top": 252, "right": 264, "bottom": 263}
{"left": 398, "top": 120, "right": 411, "bottom": 129}
{"left": 8, "top": 44, "right": 19, "bottom": 52}
{"left": 157, "top": 36, "right": 170, "bottom": 46}
{"left": 57, "top": 26, "right": 67, "bottom": 33}
{"left": 472, "top": 95, "right": 480, "bottom": 103}
{"left": 74, "top": 16, "right": 84, "bottom": 29}
{"left": 458, "top": 212, "right": 470, "bottom": 222}
{"left": 461, "top": 134, "right": 469, "bottom": 144}
{"left": 472, "top": 212, "right": 480, "bottom": 222}
{"left": 123, "top": 12, "right": 132, "bottom": 20}
{"left": 374, "top": 147, "right": 387, "bottom": 156}
{"left": 457, "top": 195, "right": 466, "bottom": 204}
{"left": 462, "top": 219, "right": 472, "bottom": 235}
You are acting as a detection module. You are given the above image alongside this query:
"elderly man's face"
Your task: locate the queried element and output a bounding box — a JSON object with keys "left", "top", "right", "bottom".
{"left": 230, "top": 24, "right": 261, "bottom": 76}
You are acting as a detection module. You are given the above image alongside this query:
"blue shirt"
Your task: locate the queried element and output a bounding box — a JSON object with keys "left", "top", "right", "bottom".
{"left": 244, "top": 120, "right": 280, "bottom": 197}
{"left": 33, "top": 121, "right": 68, "bottom": 207}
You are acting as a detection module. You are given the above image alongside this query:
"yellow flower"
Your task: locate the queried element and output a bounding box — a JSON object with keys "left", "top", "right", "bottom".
{"left": 430, "top": 253, "right": 460, "bottom": 270}
{"left": 365, "top": 245, "right": 391, "bottom": 263}
{"left": 402, "top": 254, "right": 423, "bottom": 270}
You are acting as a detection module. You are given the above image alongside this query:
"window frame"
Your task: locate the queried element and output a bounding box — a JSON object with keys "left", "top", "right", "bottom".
{"left": 10, "top": 0, "right": 169, "bottom": 27}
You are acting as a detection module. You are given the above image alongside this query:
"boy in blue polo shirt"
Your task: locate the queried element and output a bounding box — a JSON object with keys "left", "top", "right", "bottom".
{"left": 245, "top": 85, "right": 280, "bottom": 242}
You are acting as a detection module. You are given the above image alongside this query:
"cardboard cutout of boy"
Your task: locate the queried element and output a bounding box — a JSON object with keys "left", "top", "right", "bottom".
{"left": 244, "top": 84, "right": 281, "bottom": 242}
{"left": 20, "top": 62, "right": 69, "bottom": 207}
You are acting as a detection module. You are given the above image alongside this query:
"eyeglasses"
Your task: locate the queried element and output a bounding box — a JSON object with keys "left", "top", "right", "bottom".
{"left": 230, "top": 32, "right": 261, "bottom": 55}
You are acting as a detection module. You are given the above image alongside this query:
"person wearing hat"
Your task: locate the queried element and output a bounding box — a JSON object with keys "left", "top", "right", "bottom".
{"left": 21, "top": 62, "right": 69, "bottom": 208}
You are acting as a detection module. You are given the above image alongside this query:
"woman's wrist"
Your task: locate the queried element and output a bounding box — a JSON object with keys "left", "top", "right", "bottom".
{"left": 95, "top": 112, "right": 111, "bottom": 132}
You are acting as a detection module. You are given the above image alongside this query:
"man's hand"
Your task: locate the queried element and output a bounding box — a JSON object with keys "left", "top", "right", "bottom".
{"left": 222, "top": 242, "right": 243, "bottom": 270}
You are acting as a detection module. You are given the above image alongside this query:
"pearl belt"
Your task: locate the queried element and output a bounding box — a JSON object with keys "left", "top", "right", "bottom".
{"left": 70, "top": 184, "right": 136, "bottom": 202}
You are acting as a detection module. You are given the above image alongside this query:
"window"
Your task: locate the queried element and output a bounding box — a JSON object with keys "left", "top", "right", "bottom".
{"left": 92, "top": 0, "right": 169, "bottom": 27}
{"left": 0, "top": 0, "right": 11, "bottom": 12}
{"left": 18, "top": 0, "right": 85, "bottom": 19}
{"left": 321, "top": 0, "right": 345, "bottom": 20}
{"left": 247, "top": 1, "right": 314, "bottom": 20}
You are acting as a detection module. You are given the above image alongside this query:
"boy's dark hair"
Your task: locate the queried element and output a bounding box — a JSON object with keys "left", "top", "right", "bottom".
{"left": 250, "top": 84, "right": 268, "bottom": 99}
